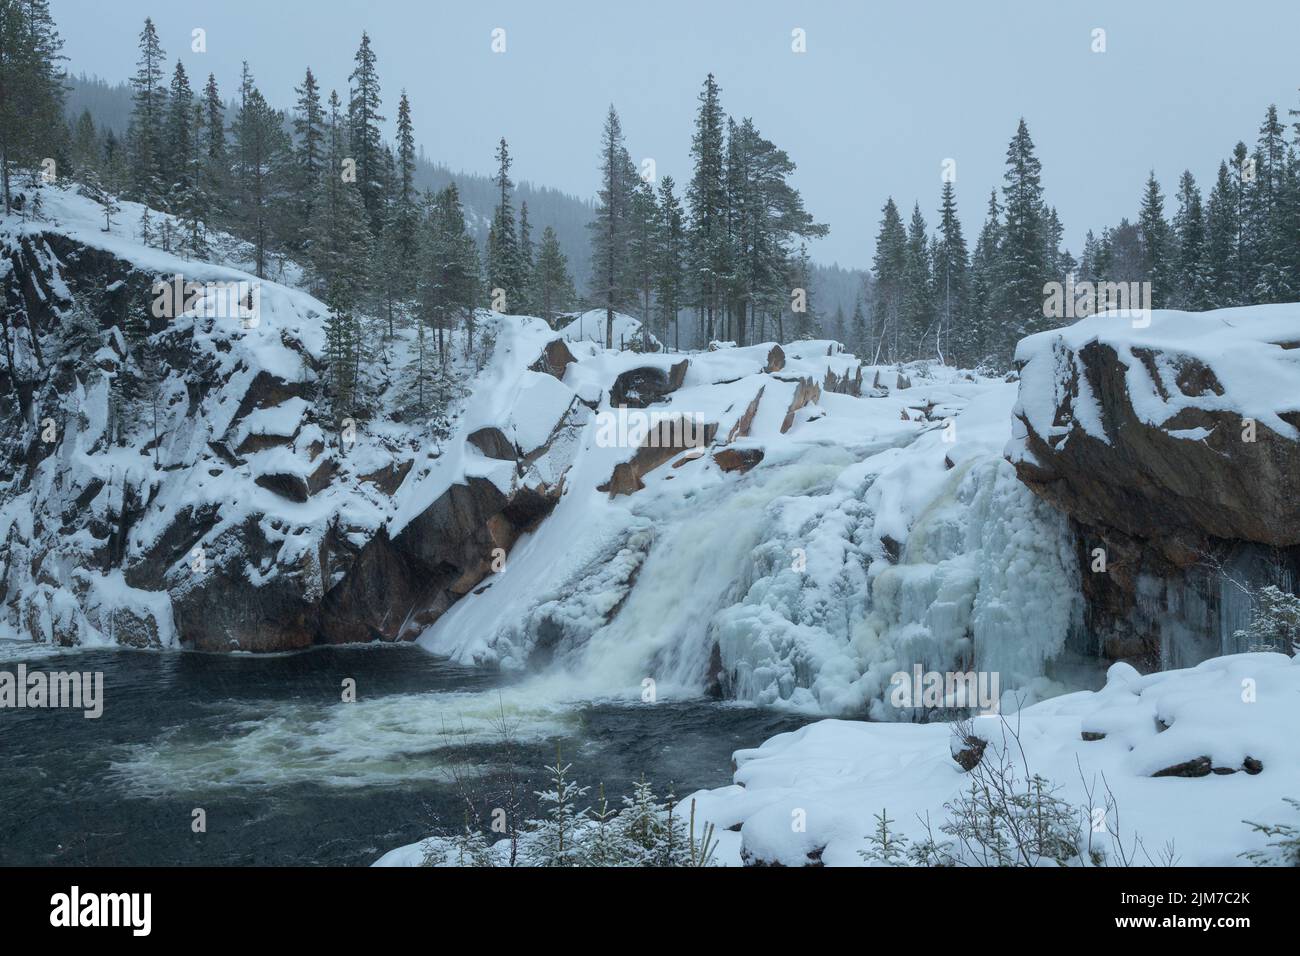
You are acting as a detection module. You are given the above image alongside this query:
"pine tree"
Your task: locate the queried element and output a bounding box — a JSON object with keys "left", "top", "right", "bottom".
{"left": 1248, "top": 106, "right": 1295, "bottom": 303}
{"left": 200, "top": 73, "right": 229, "bottom": 226}
{"left": 390, "top": 90, "right": 419, "bottom": 297}
{"left": 725, "top": 116, "right": 827, "bottom": 347}
{"left": 486, "top": 137, "right": 525, "bottom": 313}
{"left": 628, "top": 178, "right": 659, "bottom": 344}
{"left": 588, "top": 105, "right": 639, "bottom": 347}
{"left": 347, "top": 31, "right": 386, "bottom": 235}
{"left": 790, "top": 243, "right": 818, "bottom": 339}
{"left": 69, "top": 107, "right": 98, "bottom": 177}
{"left": 162, "top": 61, "right": 192, "bottom": 201}
{"left": 1172, "top": 170, "right": 1208, "bottom": 309}
{"left": 516, "top": 199, "right": 534, "bottom": 314}
{"left": 967, "top": 189, "right": 1004, "bottom": 368}
{"left": 900, "top": 202, "right": 934, "bottom": 357}
{"left": 309, "top": 89, "right": 372, "bottom": 327}
{"left": 322, "top": 285, "right": 360, "bottom": 421}
{"left": 850, "top": 295, "right": 868, "bottom": 358}
{"left": 1230, "top": 141, "right": 1253, "bottom": 302}
{"left": 416, "top": 183, "right": 479, "bottom": 358}
{"left": 12, "top": 0, "right": 65, "bottom": 173}
{"left": 231, "top": 66, "right": 290, "bottom": 278}
{"left": 0, "top": 0, "right": 66, "bottom": 213}
{"left": 687, "top": 74, "right": 728, "bottom": 342}
{"left": 995, "top": 118, "right": 1051, "bottom": 363}
{"left": 654, "top": 175, "right": 687, "bottom": 350}
{"left": 934, "top": 180, "right": 971, "bottom": 365}
{"left": 533, "top": 748, "right": 590, "bottom": 867}
{"left": 288, "top": 66, "right": 325, "bottom": 253}
{"left": 126, "top": 17, "right": 166, "bottom": 205}
{"left": 529, "top": 225, "right": 576, "bottom": 330}
{"left": 870, "top": 198, "right": 907, "bottom": 362}
{"left": 1137, "top": 171, "right": 1172, "bottom": 307}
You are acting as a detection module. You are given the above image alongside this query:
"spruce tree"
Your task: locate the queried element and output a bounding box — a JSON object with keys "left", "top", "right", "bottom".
{"left": 687, "top": 74, "right": 728, "bottom": 342}
{"left": 850, "top": 295, "right": 868, "bottom": 358}
{"left": 628, "top": 178, "right": 659, "bottom": 344}
{"left": 231, "top": 66, "right": 290, "bottom": 278}
{"left": 790, "top": 243, "right": 818, "bottom": 339}
{"left": 1230, "top": 141, "right": 1252, "bottom": 302}
{"left": 200, "top": 73, "right": 229, "bottom": 226}
{"left": 289, "top": 67, "right": 325, "bottom": 253}
{"left": 1248, "top": 106, "right": 1295, "bottom": 303}
{"left": 933, "top": 180, "right": 971, "bottom": 364}
{"left": 163, "top": 61, "right": 193, "bottom": 200}
{"left": 0, "top": 0, "right": 66, "bottom": 213}
{"left": 416, "top": 183, "right": 479, "bottom": 358}
{"left": 1137, "top": 172, "right": 1172, "bottom": 307}
{"left": 309, "top": 90, "right": 372, "bottom": 312}
{"left": 486, "top": 137, "right": 524, "bottom": 313}
{"left": 530, "top": 225, "right": 576, "bottom": 330}
{"left": 995, "top": 118, "right": 1051, "bottom": 362}
{"left": 966, "top": 189, "right": 1004, "bottom": 368}
{"left": 390, "top": 90, "right": 419, "bottom": 296}
{"left": 70, "top": 108, "right": 98, "bottom": 177}
{"left": 1172, "top": 170, "right": 1208, "bottom": 309}
{"left": 870, "top": 198, "right": 907, "bottom": 362}
{"left": 900, "top": 202, "right": 934, "bottom": 357}
{"left": 588, "top": 105, "right": 639, "bottom": 347}
{"left": 654, "top": 175, "right": 687, "bottom": 350}
{"left": 515, "top": 200, "right": 535, "bottom": 314}
{"left": 126, "top": 17, "right": 166, "bottom": 205}
{"left": 347, "top": 31, "right": 386, "bottom": 235}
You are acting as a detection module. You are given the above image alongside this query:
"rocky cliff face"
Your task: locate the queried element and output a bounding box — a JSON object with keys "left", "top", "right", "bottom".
{"left": 0, "top": 189, "right": 575, "bottom": 651}
{"left": 1007, "top": 306, "right": 1300, "bottom": 668}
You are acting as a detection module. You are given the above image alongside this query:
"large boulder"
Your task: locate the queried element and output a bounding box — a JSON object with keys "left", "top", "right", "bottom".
{"left": 610, "top": 359, "right": 689, "bottom": 408}
{"left": 1007, "top": 307, "right": 1300, "bottom": 665}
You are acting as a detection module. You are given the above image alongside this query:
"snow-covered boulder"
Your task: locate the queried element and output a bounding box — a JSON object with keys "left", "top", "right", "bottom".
{"left": 1008, "top": 305, "right": 1300, "bottom": 667}
{"left": 685, "top": 652, "right": 1300, "bottom": 866}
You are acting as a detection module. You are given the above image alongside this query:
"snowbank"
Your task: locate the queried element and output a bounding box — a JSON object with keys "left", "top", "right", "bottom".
{"left": 685, "top": 652, "right": 1300, "bottom": 866}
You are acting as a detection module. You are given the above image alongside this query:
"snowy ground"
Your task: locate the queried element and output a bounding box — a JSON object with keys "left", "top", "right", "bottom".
{"left": 681, "top": 651, "right": 1300, "bottom": 866}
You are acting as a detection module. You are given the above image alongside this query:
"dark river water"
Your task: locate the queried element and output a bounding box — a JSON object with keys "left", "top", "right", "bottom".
{"left": 0, "top": 644, "right": 814, "bottom": 866}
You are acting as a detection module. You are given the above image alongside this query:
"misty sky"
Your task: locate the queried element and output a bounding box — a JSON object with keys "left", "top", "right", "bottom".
{"left": 50, "top": 0, "right": 1300, "bottom": 270}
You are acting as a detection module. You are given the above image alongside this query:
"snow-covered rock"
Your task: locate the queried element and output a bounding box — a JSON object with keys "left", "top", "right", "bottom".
{"left": 0, "top": 186, "right": 575, "bottom": 650}
{"left": 423, "top": 343, "right": 1083, "bottom": 717}
{"left": 685, "top": 651, "right": 1300, "bottom": 866}
{"left": 1009, "top": 305, "right": 1300, "bottom": 668}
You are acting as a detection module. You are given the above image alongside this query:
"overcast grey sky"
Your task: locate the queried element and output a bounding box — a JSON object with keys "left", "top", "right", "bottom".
{"left": 50, "top": 0, "right": 1300, "bottom": 270}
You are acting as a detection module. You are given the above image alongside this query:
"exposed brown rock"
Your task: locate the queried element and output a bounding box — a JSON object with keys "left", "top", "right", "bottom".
{"left": 952, "top": 732, "right": 988, "bottom": 772}
{"left": 714, "top": 447, "right": 764, "bottom": 473}
{"left": 598, "top": 417, "right": 719, "bottom": 496}
{"left": 764, "top": 344, "right": 785, "bottom": 373}
{"left": 358, "top": 458, "right": 413, "bottom": 495}
{"left": 726, "top": 385, "right": 765, "bottom": 443}
{"left": 780, "top": 377, "right": 821, "bottom": 433}
{"left": 610, "top": 359, "right": 690, "bottom": 408}
{"left": 823, "top": 363, "right": 864, "bottom": 396}
{"left": 467, "top": 426, "right": 517, "bottom": 461}
{"left": 529, "top": 337, "right": 576, "bottom": 380}
{"left": 254, "top": 471, "right": 309, "bottom": 502}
